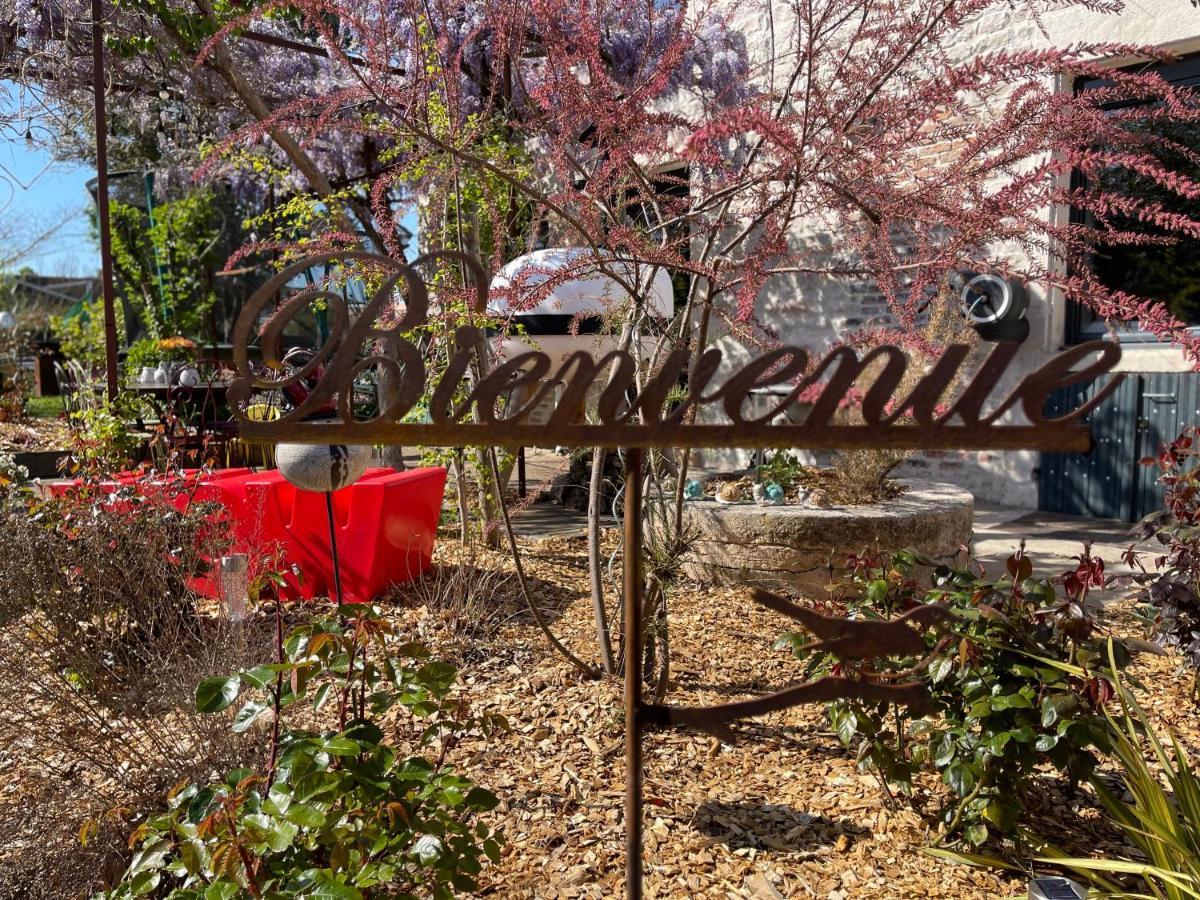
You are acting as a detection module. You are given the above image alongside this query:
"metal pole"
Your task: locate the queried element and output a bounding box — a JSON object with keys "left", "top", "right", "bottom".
{"left": 91, "top": 0, "right": 119, "bottom": 402}
{"left": 623, "top": 446, "right": 644, "bottom": 900}
{"left": 325, "top": 491, "right": 346, "bottom": 609}
{"left": 144, "top": 172, "right": 169, "bottom": 327}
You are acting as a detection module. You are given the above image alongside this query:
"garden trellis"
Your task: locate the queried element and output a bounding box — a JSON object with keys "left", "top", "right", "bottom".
{"left": 230, "top": 248, "right": 1124, "bottom": 900}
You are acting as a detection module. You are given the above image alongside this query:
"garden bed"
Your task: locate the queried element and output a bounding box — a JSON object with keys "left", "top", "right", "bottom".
{"left": 2, "top": 530, "right": 1195, "bottom": 899}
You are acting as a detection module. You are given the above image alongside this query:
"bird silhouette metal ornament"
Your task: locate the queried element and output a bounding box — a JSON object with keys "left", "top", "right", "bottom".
{"left": 228, "top": 249, "right": 1123, "bottom": 900}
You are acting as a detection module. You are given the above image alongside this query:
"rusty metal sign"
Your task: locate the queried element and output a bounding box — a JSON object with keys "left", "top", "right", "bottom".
{"left": 229, "top": 251, "right": 1122, "bottom": 453}
{"left": 228, "top": 250, "right": 1121, "bottom": 899}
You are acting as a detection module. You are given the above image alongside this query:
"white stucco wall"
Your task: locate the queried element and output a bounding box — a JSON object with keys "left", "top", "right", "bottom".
{"left": 709, "top": 0, "right": 1200, "bottom": 508}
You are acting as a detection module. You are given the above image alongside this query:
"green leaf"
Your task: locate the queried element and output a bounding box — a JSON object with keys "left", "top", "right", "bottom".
{"left": 866, "top": 579, "right": 889, "bottom": 606}
{"left": 929, "top": 655, "right": 954, "bottom": 684}
{"left": 982, "top": 800, "right": 1017, "bottom": 832}
{"left": 304, "top": 872, "right": 364, "bottom": 899}
{"left": 266, "top": 782, "right": 293, "bottom": 815}
{"left": 323, "top": 736, "right": 361, "bottom": 756}
{"left": 964, "top": 823, "right": 988, "bottom": 847}
{"left": 934, "top": 733, "right": 956, "bottom": 768}
{"left": 944, "top": 762, "right": 976, "bottom": 796}
{"left": 312, "top": 682, "right": 333, "bottom": 712}
{"left": 1040, "top": 694, "right": 1077, "bottom": 728}
{"left": 967, "top": 698, "right": 992, "bottom": 719}
{"left": 989, "top": 693, "right": 1032, "bottom": 711}
{"left": 232, "top": 699, "right": 270, "bottom": 734}
{"left": 240, "top": 665, "right": 278, "bottom": 690}
{"left": 412, "top": 834, "right": 444, "bottom": 865}
{"left": 129, "top": 869, "right": 161, "bottom": 896}
{"left": 179, "top": 839, "right": 206, "bottom": 876}
{"left": 285, "top": 802, "right": 327, "bottom": 828}
{"left": 924, "top": 847, "right": 1016, "bottom": 870}
{"left": 833, "top": 708, "right": 858, "bottom": 746}
{"left": 267, "top": 819, "right": 299, "bottom": 852}
{"left": 195, "top": 675, "right": 240, "bottom": 713}
{"left": 203, "top": 883, "right": 239, "bottom": 900}
{"left": 466, "top": 787, "right": 500, "bottom": 811}
{"left": 1034, "top": 734, "right": 1059, "bottom": 752}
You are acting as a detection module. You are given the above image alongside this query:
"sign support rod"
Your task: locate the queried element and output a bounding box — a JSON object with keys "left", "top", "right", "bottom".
{"left": 91, "top": 0, "right": 120, "bottom": 401}
{"left": 623, "top": 446, "right": 644, "bottom": 900}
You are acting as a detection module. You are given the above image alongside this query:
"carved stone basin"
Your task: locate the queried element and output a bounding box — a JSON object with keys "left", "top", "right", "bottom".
{"left": 673, "top": 478, "right": 974, "bottom": 594}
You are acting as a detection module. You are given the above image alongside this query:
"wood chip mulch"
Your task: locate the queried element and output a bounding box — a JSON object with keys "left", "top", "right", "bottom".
{"left": 3, "top": 529, "right": 1199, "bottom": 899}
{"left": 391, "top": 533, "right": 1200, "bottom": 899}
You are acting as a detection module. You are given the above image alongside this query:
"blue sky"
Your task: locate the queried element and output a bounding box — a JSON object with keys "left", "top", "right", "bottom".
{"left": 0, "top": 135, "right": 99, "bottom": 277}
{"left": 0, "top": 80, "right": 418, "bottom": 277}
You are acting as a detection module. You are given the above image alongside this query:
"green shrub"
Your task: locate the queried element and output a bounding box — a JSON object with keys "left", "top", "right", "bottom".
{"left": 99, "top": 602, "right": 505, "bottom": 899}
{"left": 776, "top": 548, "right": 1143, "bottom": 847}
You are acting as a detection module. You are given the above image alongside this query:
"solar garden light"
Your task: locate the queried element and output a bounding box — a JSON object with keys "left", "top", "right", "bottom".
{"left": 276, "top": 443, "right": 372, "bottom": 608}
{"left": 218, "top": 553, "right": 249, "bottom": 622}
{"left": 1028, "top": 876, "right": 1087, "bottom": 900}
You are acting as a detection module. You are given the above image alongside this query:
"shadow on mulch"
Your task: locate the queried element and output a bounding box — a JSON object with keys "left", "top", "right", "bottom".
{"left": 691, "top": 799, "right": 869, "bottom": 852}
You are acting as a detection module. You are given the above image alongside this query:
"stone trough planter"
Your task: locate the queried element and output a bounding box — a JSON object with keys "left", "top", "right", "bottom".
{"left": 672, "top": 478, "right": 974, "bottom": 594}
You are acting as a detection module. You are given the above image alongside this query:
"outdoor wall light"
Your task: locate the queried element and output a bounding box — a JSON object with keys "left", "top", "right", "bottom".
{"left": 953, "top": 270, "right": 1030, "bottom": 343}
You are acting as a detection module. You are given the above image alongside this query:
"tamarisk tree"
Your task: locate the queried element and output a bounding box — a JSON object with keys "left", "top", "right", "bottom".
{"left": 9, "top": 0, "right": 1200, "bottom": 678}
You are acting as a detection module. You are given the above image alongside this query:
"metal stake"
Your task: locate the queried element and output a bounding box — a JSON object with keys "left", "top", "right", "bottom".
{"left": 91, "top": 0, "right": 119, "bottom": 402}
{"left": 623, "top": 446, "right": 644, "bottom": 900}
{"left": 325, "top": 491, "right": 346, "bottom": 608}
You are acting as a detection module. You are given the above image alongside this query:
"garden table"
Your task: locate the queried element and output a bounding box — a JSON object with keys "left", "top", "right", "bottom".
{"left": 131, "top": 382, "right": 230, "bottom": 426}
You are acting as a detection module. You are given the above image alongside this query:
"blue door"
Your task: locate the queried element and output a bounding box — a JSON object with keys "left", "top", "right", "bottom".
{"left": 1039, "top": 373, "right": 1196, "bottom": 522}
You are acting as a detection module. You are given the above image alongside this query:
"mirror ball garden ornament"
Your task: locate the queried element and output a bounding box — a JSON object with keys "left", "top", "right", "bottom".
{"left": 230, "top": 249, "right": 1127, "bottom": 900}
{"left": 276, "top": 442, "right": 372, "bottom": 608}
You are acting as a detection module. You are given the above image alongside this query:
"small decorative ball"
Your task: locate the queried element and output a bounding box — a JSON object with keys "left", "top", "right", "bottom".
{"left": 683, "top": 478, "right": 704, "bottom": 500}
{"left": 765, "top": 482, "right": 785, "bottom": 504}
{"left": 717, "top": 482, "right": 741, "bottom": 503}
{"left": 277, "top": 443, "right": 372, "bottom": 493}
{"left": 808, "top": 488, "right": 832, "bottom": 508}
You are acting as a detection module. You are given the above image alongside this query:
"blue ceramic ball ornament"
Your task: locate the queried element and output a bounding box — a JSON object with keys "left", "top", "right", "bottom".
{"left": 276, "top": 443, "right": 372, "bottom": 493}
{"left": 683, "top": 479, "right": 704, "bottom": 500}
{"left": 765, "top": 482, "right": 785, "bottom": 504}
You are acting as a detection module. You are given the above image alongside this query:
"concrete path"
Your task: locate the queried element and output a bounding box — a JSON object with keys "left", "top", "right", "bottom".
{"left": 971, "top": 502, "right": 1146, "bottom": 582}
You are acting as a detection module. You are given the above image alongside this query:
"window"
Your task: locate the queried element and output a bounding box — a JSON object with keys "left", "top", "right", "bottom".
{"left": 1069, "top": 52, "right": 1200, "bottom": 343}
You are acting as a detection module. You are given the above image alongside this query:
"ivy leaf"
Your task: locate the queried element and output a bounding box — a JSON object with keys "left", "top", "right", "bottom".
{"left": 195, "top": 675, "right": 240, "bottom": 713}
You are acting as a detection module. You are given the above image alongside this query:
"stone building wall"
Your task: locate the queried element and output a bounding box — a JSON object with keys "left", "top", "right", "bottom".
{"left": 702, "top": 0, "right": 1200, "bottom": 508}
